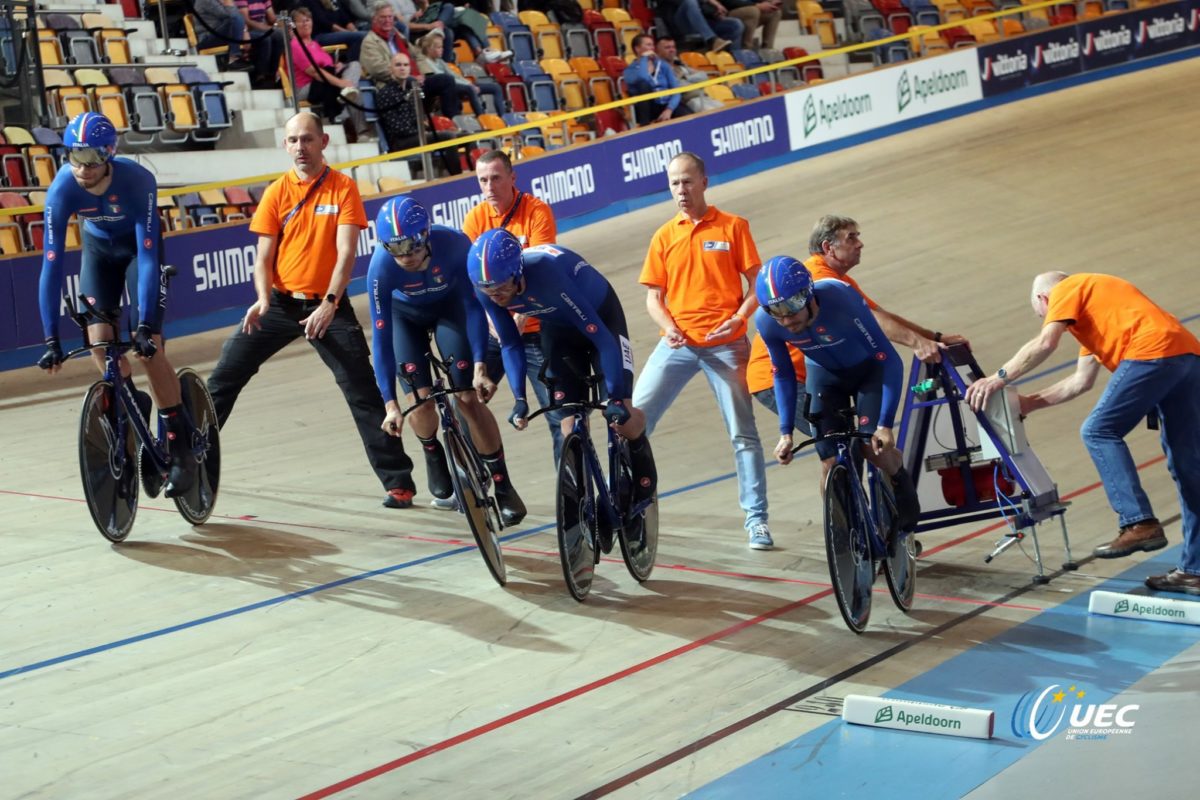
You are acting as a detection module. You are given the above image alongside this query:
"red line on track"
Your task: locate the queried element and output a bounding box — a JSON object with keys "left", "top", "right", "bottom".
{"left": 300, "top": 451, "right": 1169, "bottom": 797}
{"left": 295, "top": 587, "right": 834, "bottom": 800}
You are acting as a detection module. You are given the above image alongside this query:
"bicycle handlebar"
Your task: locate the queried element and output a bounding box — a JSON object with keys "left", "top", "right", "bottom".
{"left": 525, "top": 399, "right": 605, "bottom": 422}
{"left": 790, "top": 429, "right": 875, "bottom": 456}
{"left": 399, "top": 383, "right": 475, "bottom": 417}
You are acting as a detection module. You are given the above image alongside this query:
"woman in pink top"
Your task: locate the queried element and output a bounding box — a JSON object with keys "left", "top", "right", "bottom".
{"left": 290, "top": 6, "right": 365, "bottom": 132}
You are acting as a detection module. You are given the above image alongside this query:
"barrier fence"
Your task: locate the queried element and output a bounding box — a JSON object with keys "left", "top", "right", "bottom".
{"left": 1, "top": 0, "right": 1197, "bottom": 359}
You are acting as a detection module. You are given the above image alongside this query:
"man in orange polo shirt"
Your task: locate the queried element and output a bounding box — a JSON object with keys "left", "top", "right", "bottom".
{"left": 207, "top": 112, "right": 417, "bottom": 508}
{"left": 463, "top": 149, "right": 565, "bottom": 463}
{"left": 966, "top": 271, "right": 1200, "bottom": 595}
{"left": 632, "top": 151, "right": 771, "bottom": 550}
{"left": 747, "top": 214, "right": 965, "bottom": 428}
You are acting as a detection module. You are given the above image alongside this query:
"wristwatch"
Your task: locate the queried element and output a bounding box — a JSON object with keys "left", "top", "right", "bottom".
{"left": 997, "top": 367, "right": 1009, "bottom": 384}
{"left": 325, "top": 293, "right": 338, "bottom": 306}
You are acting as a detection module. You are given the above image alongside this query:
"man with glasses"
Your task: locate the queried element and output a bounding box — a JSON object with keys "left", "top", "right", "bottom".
{"left": 206, "top": 112, "right": 417, "bottom": 509}
{"left": 36, "top": 112, "right": 196, "bottom": 497}
{"left": 754, "top": 256, "right": 919, "bottom": 529}
{"left": 368, "top": 197, "right": 527, "bottom": 525}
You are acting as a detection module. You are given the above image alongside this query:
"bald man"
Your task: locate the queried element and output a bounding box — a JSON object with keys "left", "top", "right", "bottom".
{"left": 966, "top": 271, "right": 1200, "bottom": 595}
{"left": 207, "top": 113, "right": 417, "bottom": 508}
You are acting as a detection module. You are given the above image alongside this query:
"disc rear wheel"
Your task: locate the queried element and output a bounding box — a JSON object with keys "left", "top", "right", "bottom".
{"left": 79, "top": 381, "right": 138, "bottom": 543}
{"left": 874, "top": 471, "right": 916, "bottom": 612}
{"left": 615, "top": 440, "right": 657, "bottom": 583}
{"left": 172, "top": 368, "right": 221, "bottom": 525}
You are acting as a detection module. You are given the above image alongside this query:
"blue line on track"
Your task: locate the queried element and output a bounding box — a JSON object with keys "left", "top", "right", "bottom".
{"left": 686, "top": 547, "right": 1200, "bottom": 799}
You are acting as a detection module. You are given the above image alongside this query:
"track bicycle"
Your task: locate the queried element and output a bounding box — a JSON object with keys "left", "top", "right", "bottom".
{"left": 400, "top": 343, "right": 507, "bottom": 587}
{"left": 792, "top": 404, "right": 917, "bottom": 633}
{"left": 64, "top": 267, "right": 220, "bottom": 543}
{"left": 528, "top": 374, "right": 658, "bottom": 602}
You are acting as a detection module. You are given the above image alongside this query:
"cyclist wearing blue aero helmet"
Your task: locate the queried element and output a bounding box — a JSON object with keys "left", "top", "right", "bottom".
{"left": 468, "top": 229, "right": 656, "bottom": 501}
{"left": 36, "top": 111, "right": 195, "bottom": 496}
{"left": 368, "top": 197, "right": 526, "bottom": 524}
{"left": 755, "top": 255, "right": 919, "bottom": 529}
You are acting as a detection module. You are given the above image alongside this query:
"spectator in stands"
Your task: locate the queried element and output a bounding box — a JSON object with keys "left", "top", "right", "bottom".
{"left": 724, "top": 0, "right": 781, "bottom": 49}
{"left": 289, "top": 7, "right": 367, "bottom": 136}
{"left": 295, "top": 0, "right": 368, "bottom": 61}
{"left": 236, "top": 0, "right": 284, "bottom": 89}
{"left": 376, "top": 51, "right": 465, "bottom": 175}
{"left": 207, "top": 111, "right": 418, "bottom": 509}
{"left": 414, "top": 30, "right": 506, "bottom": 116}
{"left": 655, "top": 0, "right": 737, "bottom": 52}
{"left": 623, "top": 33, "right": 690, "bottom": 126}
{"left": 407, "top": 0, "right": 510, "bottom": 63}
{"left": 654, "top": 36, "right": 723, "bottom": 113}
{"left": 361, "top": 1, "right": 460, "bottom": 114}
{"left": 520, "top": 0, "right": 585, "bottom": 25}
{"left": 193, "top": 0, "right": 253, "bottom": 69}
{"left": 341, "top": 0, "right": 376, "bottom": 29}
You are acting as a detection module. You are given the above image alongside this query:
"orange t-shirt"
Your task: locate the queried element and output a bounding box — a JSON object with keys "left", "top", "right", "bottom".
{"left": 746, "top": 333, "right": 805, "bottom": 393}
{"left": 250, "top": 166, "right": 367, "bottom": 297}
{"left": 806, "top": 253, "right": 880, "bottom": 311}
{"left": 640, "top": 206, "right": 761, "bottom": 347}
{"left": 461, "top": 189, "right": 557, "bottom": 246}
{"left": 462, "top": 189, "right": 557, "bottom": 335}
{"left": 743, "top": 253, "right": 879, "bottom": 392}
{"left": 1045, "top": 273, "right": 1200, "bottom": 372}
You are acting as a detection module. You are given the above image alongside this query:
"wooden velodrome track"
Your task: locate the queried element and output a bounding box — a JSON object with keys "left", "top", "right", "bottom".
{"left": 3, "top": 55, "right": 1199, "bottom": 798}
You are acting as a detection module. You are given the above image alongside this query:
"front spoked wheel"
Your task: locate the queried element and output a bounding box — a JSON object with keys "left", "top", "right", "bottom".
{"left": 615, "top": 440, "right": 657, "bottom": 583}
{"left": 557, "top": 432, "right": 595, "bottom": 601}
{"left": 873, "top": 471, "right": 916, "bottom": 612}
{"left": 173, "top": 368, "right": 221, "bottom": 525}
{"left": 79, "top": 381, "right": 139, "bottom": 543}
{"left": 446, "top": 425, "right": 506, "bottom": 586}
{"left": 824, "top": 462, "right": 873, "bottom": 633}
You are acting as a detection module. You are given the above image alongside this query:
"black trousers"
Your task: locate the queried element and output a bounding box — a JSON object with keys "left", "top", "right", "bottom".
{"left": 207, "top": 293, "right": 415, "bottom": 492}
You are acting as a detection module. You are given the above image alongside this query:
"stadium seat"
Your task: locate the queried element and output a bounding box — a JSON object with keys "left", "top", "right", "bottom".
{"left": 146, "top": 66, "right": 201, "bottom": 144}
{"left": 178, "top": 66, "right": 232, "bottom": 142}
{"left": 81, "top": 13, "right": 133, "bottom": 64}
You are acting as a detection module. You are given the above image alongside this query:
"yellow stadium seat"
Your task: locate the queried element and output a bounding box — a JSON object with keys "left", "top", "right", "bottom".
{"left": 377, "top": 176, "right": 408, "bottom": 193}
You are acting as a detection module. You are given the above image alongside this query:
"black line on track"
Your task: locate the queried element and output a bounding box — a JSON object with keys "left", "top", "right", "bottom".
{"left": 577, "top": 512, "right": 1181, "bottom": 799}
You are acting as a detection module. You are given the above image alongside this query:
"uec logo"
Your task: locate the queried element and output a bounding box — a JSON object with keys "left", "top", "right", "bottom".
{"left": 1012, "top": 684, "right": 1138, "bottom": 740}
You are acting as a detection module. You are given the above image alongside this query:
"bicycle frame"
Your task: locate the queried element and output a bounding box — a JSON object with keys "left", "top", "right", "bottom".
{"left": 64, "top": 299, "right": 177, "bottom": 475}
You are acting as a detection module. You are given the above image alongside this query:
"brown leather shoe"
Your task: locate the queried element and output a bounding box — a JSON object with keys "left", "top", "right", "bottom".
{"left": 1093, "top": 519, "right": 1167, "bottom": 559}
{"left": 1145, "top": 569, "right": 1200, "bottom": 596}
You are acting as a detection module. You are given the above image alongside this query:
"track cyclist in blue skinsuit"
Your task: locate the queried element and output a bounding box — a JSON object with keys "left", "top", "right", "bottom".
{"left": 36, "top": 112, "right": 195, "bottom": 496}
{"left": 754, "top": 255, "right": 919, "bottom": 528}
{"left": 467, "top": 229, "right": 656, "bottom": 502}
{"left": 367, "top": 197, "right": 526, "bottom": 524}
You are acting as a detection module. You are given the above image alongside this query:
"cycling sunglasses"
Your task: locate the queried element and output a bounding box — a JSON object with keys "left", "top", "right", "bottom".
{"left": 383, "top": 234, "right": 429, "bottom": 257}
{"left": 764, "top": 292, "right": 813, "bottom": 319}
{"left": 68, "top": 147, "right": 111, "bottom": 167}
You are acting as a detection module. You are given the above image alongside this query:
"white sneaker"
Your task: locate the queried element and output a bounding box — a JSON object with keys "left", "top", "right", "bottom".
{"left": 748, "top": 523, "right": 774, "bottom": 550}
{"left": 430, "top": 496, "right": 459, "bottom": 511}
{"left": 340, "top": 85, "right": 360, "bottom": 99}
{"left": 481, "top": 48, "right": 513, "bottom": 63}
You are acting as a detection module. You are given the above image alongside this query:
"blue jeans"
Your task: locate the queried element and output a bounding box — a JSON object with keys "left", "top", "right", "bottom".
{"left": 486, "top": 334, "right": 565, "bottom": 464}
{"left": 633, "top": 337, "right": 767, "bottom": 528}
{"left": 672, "top": 0, "right": 744, "bottom": 44}
{"left": 1081, "top": 354, "right": 1200, "bottom": 574}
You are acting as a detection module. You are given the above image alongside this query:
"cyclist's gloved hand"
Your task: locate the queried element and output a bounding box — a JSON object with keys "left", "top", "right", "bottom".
{"left": 603, "top": 399, "right": 630, "bottom": 426}
{"left": 508, "top": 398, "right": 529, "bottom": 428}
{"left": 37, "top": 336, "right": 63, "bottom": 371}
{"left": 132, "top": 325, "right": 157, "bottom": 359}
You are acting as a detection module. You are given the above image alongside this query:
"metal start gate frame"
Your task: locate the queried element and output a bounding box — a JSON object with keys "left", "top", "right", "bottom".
{"left": 896, "top": 343, "right": 1077, "bottom": 584}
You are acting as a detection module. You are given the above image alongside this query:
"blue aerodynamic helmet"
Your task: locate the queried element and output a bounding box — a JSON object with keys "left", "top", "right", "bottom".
{"left": 756, "top": 255, "right": 814, "bottom": 317}
{"left": 467, "top": 228, "right": 524, "bottom": 288}
{"left": 62, "top": 112, "right": 118, "bottom": 166}
{"left": 376, "top": 196, "right": 430, "bottom": 257}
